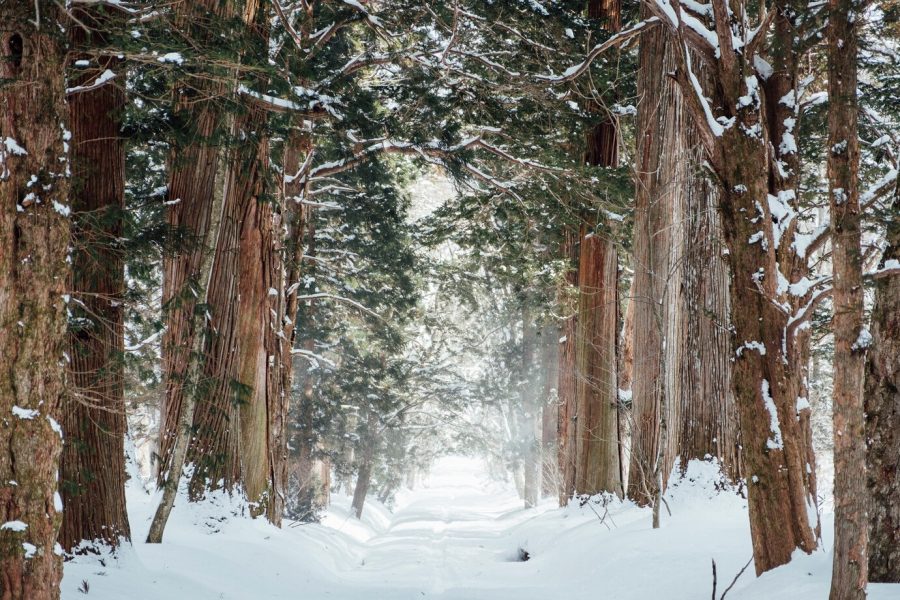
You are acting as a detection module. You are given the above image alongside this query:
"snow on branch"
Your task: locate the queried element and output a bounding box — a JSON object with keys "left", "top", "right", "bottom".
{"left": 294, "top": 292, "right": 384, "bottom": 321}
{"left": 302, "top": 136, "right": 557, "bottom": 202}
{"left": 536, "top": 18, "right": 659, "bottom": 83}
{"left": 66, "top": 69, "right": 117, "bottom": 95}
{"left": 798, "top": 169, "right": 898, "bottom": 259}
{"left": 291, "top": 348, "right": 337, "bottom": 369}
{"left": 787, "top": 263, "right": 900, "bottom": 337}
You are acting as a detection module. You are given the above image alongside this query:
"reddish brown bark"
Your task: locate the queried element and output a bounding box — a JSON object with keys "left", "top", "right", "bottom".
{"left": 186, "top": 9, "right": 287, "bottom": 522}
{"left": 573, "top": 229, "right": 621, "bottom": 496}
{"left": 826, "top": 3, "right": 867, "bottom": 597}
{"left": 157, "top": 0, "right": 238, "bottom": 485}
{"left": 643, "top": 0, "right": 820, "bottom": 573}
{"left": 557, "top": 0, "right": 623, "bottom": 503}
{"left": 628, "top": 13, "right": 676, "bottom": 504}
{"left": 865, "top": 191, "right": 900, "bottom": 583}
{"left": 59, "top": 10, "right": 130, "bottom": 551}
{"left": 0, "top": 8, "right": 69, "bottom": 598}
{"left": 629, "top": 16, "right": 740, "bottom": 508}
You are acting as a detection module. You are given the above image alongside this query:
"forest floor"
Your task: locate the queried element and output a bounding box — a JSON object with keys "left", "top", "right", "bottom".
{"left": 62, "top": 457, "right": 900, "bottom": 599}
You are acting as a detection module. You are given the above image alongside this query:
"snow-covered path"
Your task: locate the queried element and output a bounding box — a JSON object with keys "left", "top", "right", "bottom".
{"left": 324, "top": 457, "right": 565, "bottom": 599}
{"left": 63, "top": 457, "right": 900, "bottom": 599}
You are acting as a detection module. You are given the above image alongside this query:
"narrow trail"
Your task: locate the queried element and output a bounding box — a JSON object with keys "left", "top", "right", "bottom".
{"left": 326, "top": 457, "right": 555, "bottom": 599}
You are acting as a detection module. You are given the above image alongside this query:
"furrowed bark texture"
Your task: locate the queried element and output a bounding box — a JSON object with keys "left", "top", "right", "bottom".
{"left": 573, "top": 229, "right": 621, "bottom": 496}
{"left": 0, "top": 7, "right": 69, "bottom": 598}
{"left": 644, "top": 0, "right": 820, "bottom": 573}
{"left": 628, "top": 16, "right": 677, "bottom": 505}
{"left": 187, "top": 8, "right": 286, "bottom": 523}
{"left": 59, "top": 11, "right": 130, "bottom": 551}
{"left": 157, "top": 0, "right": 237, "bottom": 485}
{"left": 670, "top": 155, "right": 738, "bottom": 479}
{"left": 629, "top": 16, "right": 740, "bottom": 507}
{"left": 561, "top": 0, "right": 622, "bottom": 499}
{"left": 865, "top": 190, "right": 900, "bottom": 583}
{"left": 826, "top": 3, "right": 867, "bottom": 597}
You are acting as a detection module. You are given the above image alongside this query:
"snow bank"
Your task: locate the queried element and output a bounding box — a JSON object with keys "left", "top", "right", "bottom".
{"left": 62, "top": 456, "right": 899, "bottom": 599}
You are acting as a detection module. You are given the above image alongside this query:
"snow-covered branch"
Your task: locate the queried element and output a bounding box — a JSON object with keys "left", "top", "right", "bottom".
{"left": 536, "top": 18, "right": 659, "bottom": 84}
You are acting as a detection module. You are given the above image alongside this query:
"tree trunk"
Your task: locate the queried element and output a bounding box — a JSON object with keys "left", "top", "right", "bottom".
{"left": 351, "top": 413, "right": 378, "bottom": 519}
{"left": 540, "top": 327, "right": 560, "bottom": 497}
{"left": 157, "top": 0, "right": 237, "bottom": 486}
{"left": 865, "top": 194, "right": 900, "bottom": 583}
{"left": 573, "top": 227, "right": 621, "bottom": 496}
{"left": 629, "top": 16, "right": 740, "bottom": 509}
{"left": 59, "top": 9, "right": 130, "bottom": 552}
{"left": 627, "top": 14, "right": 677, "bottom": 505}
{"left": 671, "top": 166, "right": 739, "bottom": 480}
{"left": 826, "top": 4, "right": 867, "bottom": 597}
{"left": 187, "top": 108, "right": 279, "bottom": 509}
{"left": 558, "top": 0, "right": 623, "bottom": 501}
{"left": 0, "top": 7, "right": 69, "bottom": 597}
{"left": 645, "top": 0, "right": 820, "bottom": 573}
{"left": 519, "top": 306, "right": 539, "bottom": 508}
{"left": 557, "top": 229, "right": 579, "bottom": 505}
{"left": 716, "top": 135, "right": 819, "bottom": 574}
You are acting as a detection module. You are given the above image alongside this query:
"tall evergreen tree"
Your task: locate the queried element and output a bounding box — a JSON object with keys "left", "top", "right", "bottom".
{"left": 0, "top": 4, "right": 70, "bottom": 597}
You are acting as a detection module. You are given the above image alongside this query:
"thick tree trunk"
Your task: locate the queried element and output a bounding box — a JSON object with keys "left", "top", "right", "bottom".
{"left": 157, "top": 0, "right": 236, "bottom": 485}
{"left": 187, "top": 108, "right": 280, "bottom": 510}
{"left": 643, "top": 0, "right": 820, "bottom": 573}
{"left": 717, "top": 139, "right": 819, "bottom": 575}
{"left": 59, "top": 11, "right": 130, "bottom": 552}
{"left": 629, "top": 19, "right": 740, "bottom": 509}
{"left": 0, "top": 8, "right": 69, "bottom": 597}
{"left": 670, "top": 169, "right": 739, "bottom": 479}
{"left": 865, "top": 193, "right": 900, "bottom": 582}
{"left": 573, "top": 228, "right": 621, "bottom": 496}
{"left": 628, "top": 17, "right": 677, "bottom": 505}
{"left": 558, "top": 0, "right": 624, "bottom": 500}
{"left": 826, "top": 4, "right": 867, "bottom": 597}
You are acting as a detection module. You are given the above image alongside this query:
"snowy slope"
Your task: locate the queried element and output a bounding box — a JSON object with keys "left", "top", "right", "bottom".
{"left": 62, "top": 457, "right": 900, "bottom": 599}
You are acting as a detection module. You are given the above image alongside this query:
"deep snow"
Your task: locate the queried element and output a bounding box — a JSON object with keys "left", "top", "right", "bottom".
{"left": 62, "top": 457, "right": 899, "bottom": 599}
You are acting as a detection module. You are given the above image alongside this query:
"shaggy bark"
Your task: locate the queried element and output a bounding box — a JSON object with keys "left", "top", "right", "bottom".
{"left": 561, "top": 0, "right": 623, "bottom": 500}
{"left": 629, "top": 17, "right": 740, "bottom": 509}
{"left": 827, "top": 3, "right": 867, "bottom": 597}
{"left": 865, "top": 191, "right": 900, "bottom": 583}
{"left": 157, "top": 0, "right": 238, "bottom": 484}
{"left": 573, "top": 229, "right": 621, "bottom": 496}
{"left": 59, "top": 9, "right": 130, "bottom": 552}
{"left": 0, "top": 8, "right": 69, "bottom": 597}
{"left": 641, "top": 0, "right": 820, "bottom": 573}
{"left": 628, "top": 15, "right": 678, "bottom": 506}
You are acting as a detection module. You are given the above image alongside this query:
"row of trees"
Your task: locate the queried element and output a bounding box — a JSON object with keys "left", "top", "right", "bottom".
{"left": 544, "top": 3, "right": 899, "bottom": 599}
{"left": 0, "top": 1, "right": 898, "bottom": 600}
